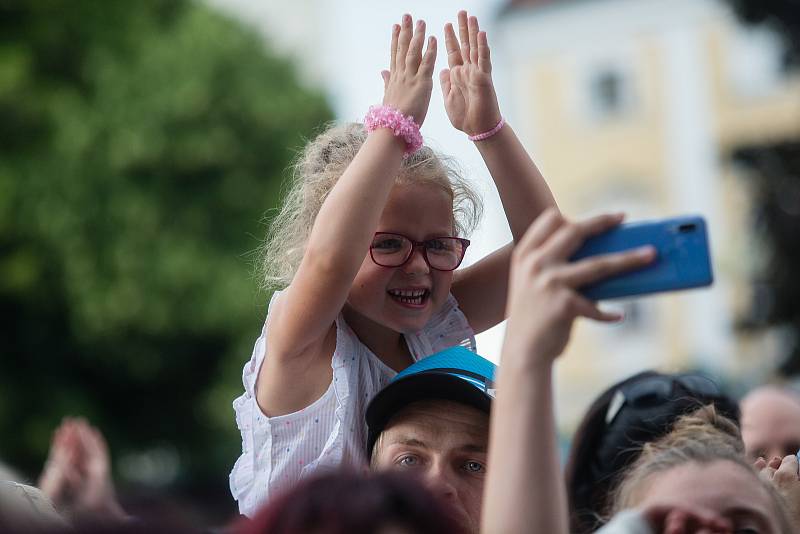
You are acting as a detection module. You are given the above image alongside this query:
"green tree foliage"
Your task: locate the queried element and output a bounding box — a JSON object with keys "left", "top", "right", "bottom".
{"left": 0, "top": 0, "right": 331, "bottom": 509}
{"left": 722, "top": 0, "right": 800, "bottom": 375}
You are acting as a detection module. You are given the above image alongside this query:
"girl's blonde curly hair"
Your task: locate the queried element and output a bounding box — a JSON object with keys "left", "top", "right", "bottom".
{"left": 260, "top": 122, "right": 483, "bottom": 289}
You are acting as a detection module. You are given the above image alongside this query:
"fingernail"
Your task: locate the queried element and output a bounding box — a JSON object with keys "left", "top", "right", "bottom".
{"left": 637, "top": 245, "right": 656, "bottom": 257}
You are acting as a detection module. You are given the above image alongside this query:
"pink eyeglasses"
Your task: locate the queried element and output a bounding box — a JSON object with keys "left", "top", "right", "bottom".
{"left": 369, "top": 232, "right": 470, "bottom": 272}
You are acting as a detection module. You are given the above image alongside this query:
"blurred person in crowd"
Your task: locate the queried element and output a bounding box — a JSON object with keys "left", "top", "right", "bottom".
{"left": 0, "top": 480, "right": 68, "bottom": 532}
{"left": 565, "top": 370, "right": 739, "bottom": 533}
{"left": 599, "top": 406, "right": 793, "bottom": 534}
{"left": 740, "top": 385, "right": 800, "bottom": 462}
{"left": 230, "top": 7, "right": 561, "bottom": 517}
{"left": 238, "top": 471, "right": 463, "bottom": 534}
{"left": 2, "top": 418, "right": 200, "bottom": 533}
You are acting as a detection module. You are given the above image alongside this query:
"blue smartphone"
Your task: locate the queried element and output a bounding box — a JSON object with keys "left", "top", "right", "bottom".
{"left": 570, "top": 215, "right": 713, "bottom": 301}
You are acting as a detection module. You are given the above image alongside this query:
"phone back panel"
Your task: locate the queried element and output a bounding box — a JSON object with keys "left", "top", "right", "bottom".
{"left": 570, "top": 215, "right": 713, "bottom": 301}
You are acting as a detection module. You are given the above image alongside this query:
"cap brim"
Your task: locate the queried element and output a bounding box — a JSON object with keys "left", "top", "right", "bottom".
{"left": 365, "top": 372, "right": 493, "bottom": 459}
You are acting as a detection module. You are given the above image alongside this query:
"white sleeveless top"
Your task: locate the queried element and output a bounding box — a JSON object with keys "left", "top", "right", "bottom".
{"left": 229, "top": 290, "right": 476, "bottom": 517}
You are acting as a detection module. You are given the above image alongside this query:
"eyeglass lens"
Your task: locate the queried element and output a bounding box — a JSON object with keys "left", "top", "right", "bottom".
{"left": 370, "top": 233, "right": 465, "bottom": 271}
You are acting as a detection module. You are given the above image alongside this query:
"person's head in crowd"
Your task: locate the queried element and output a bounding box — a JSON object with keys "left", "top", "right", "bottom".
{"left": 364, "top": 346, "right": 495, "bottom": 534}
{"left": 240, "top": 471, "right": 463, "bottom": 534}
{"left": 0, "top": 481, "right": 68, "bottom": 532}
{"left": 610, "top": 405, "right": 793, "bottom": 534}
{"left": 740, "top": 385, "right": 800, "bottom": 462}
{"left": 565, "top": 370, "right": 740, "bottom": 533}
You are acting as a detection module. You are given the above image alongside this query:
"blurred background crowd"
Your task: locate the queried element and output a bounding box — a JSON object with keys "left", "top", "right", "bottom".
{"left": 1, "top": 0, "right": 798, "bottom": 526}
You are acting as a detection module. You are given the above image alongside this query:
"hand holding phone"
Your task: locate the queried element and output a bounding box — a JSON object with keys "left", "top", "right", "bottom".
{"left": 570, "top": 215, "right": 713, "bottom": 301}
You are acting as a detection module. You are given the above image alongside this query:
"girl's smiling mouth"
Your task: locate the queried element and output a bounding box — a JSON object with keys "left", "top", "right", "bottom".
{"left": 387, "top": 288, "right": 430, "bottom": 307}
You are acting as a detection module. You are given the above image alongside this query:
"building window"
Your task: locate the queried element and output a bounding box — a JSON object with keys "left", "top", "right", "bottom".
{"left": 592, "top": 70, "right": 625, "bottom": 116}
{"left": 586, "top": 66, "right": 635, "bottom": 121}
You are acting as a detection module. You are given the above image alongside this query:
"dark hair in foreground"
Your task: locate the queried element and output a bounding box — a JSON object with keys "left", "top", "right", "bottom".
{"left": 238, "top": 470, "right": 464, "bottom": 534}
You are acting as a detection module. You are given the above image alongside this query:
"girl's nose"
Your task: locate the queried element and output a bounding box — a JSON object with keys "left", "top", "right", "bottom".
{"left": 403, "top": 245, "right": 430, "bottom": 275}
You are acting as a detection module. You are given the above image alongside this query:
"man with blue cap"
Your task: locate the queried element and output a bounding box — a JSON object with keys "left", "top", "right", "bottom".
{"left": 365, "top": 345, "right": 496, "bottom": 534}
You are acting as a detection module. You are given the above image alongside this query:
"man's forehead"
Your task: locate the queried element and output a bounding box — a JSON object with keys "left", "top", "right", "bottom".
{"left": 381, "top": 399, "right": 489, "bottom": 443}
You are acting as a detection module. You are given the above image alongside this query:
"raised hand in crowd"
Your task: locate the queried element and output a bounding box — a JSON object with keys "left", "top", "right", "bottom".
{"left": 38, "top": 417, "right": 126, "bottom": 522}
{"left": 481, "top": 209, "right": 655, "bottom": 534}
{"left": 440, "top": 10, "right": 500, "bottom": 137}
{"left": 379, "top": 13, "right": 438, "bottom": 127}
{"left": 755, "top": 454, "right": 800, "bottom": 528}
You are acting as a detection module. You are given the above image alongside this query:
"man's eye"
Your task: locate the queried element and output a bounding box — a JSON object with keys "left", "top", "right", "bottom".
{"left": 463, "top": 461, "right": 485, "bottom": 474}
{"left": 396, "top": 455, "right": 420, "bottom": 468}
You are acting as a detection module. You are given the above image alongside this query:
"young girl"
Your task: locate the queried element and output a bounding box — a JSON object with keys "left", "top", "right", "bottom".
{"left": 230, "top": 11, "right": 558, "bottom": 516}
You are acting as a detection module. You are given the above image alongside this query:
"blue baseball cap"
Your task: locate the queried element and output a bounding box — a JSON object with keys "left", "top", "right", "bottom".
{"left": 365, "top": 346, "right": 497, "bottom": 458}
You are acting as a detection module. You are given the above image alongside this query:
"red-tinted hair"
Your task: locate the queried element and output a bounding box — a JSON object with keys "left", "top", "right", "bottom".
{"left": 237, "top": 471, "right": 464, "bottom": 534}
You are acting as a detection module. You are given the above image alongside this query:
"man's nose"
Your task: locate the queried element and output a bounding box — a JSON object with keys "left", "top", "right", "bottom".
{"left": 422, "top": 463, "right": 457, "bottom": 499}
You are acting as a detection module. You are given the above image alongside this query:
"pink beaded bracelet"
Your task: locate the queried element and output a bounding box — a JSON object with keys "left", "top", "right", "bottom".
{"left": 468, "top": 117, "right": 506, "bottom": 142}
{"left": 364, "top": 105, "right": 423, "bottom": 157}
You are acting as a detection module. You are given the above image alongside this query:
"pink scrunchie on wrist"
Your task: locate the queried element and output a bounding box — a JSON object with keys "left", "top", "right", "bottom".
{"left": 364, "top": 105, "right": 423, "bottom": 157}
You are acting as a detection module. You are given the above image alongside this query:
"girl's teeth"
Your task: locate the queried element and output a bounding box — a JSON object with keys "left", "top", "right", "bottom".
{"left": 389, "top": 289, "right": 428, "bottom": 304}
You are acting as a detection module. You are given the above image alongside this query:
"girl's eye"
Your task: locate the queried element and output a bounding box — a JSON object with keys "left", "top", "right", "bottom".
{"left": 396, "top": 455, "right": 420, "bottom": 468}
{"left": 426, "top": 238, "right": 459, "bottom": 253}
{"left": 373, "top": 237, "right": 404, "bottom": 251}
{"left": 426, "top": 239, "right": 448, "bottom": 251}
{"left": 463, "top": 461, "right": 485, "bottom": 474}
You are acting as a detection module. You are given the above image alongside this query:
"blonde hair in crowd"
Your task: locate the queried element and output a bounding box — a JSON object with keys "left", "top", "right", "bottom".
{"left": 260, "top": 122, "right": 483, "bottom": 289}
{"left": 611, "top": 406, "right": 793, "bottom": 533}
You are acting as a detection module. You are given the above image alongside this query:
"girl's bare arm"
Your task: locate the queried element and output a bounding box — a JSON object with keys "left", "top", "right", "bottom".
{"left": 443, "top": 11, "right": 557, "bottom": 333}
{"left": 258, "top": 16, "right": 437, "bottom": 416}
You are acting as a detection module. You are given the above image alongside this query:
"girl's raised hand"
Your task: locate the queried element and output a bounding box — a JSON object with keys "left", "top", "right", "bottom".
{"left": 380, "top": 14, "right": 437, "bottom": 127}
{"left": 440, "top": 11, "right": 501, "bottom": 136}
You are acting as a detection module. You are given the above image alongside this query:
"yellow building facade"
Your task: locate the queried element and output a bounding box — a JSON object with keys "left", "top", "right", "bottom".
{"left": 494, "top": 0, "right": 800, "bottom": 425}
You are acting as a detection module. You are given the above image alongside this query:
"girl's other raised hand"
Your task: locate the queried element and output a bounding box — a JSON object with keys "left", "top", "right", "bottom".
{"left": 380, "top": 14, "right": 437, "bottom": 127}
{"left": 440, "top": 10, "right": 501, "bottom": 136}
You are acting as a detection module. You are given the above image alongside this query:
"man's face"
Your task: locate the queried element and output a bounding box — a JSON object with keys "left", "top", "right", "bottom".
{"left": 371, "top": 399, "right": 489, "bottom": 534}
{"left": 741, "top": 387, "right": 800, "bottom": 461}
